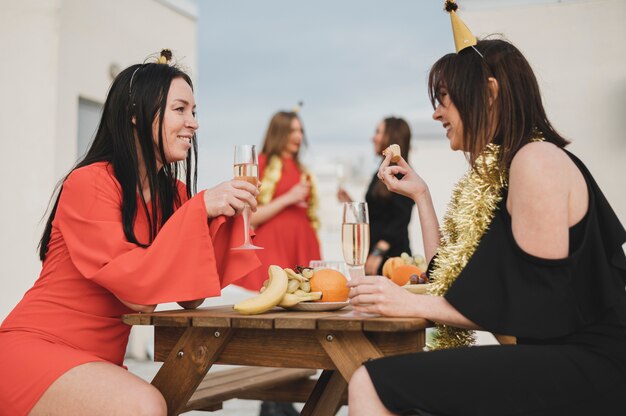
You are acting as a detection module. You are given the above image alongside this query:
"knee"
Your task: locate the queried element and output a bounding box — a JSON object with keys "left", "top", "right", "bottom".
{"left": 349, "top": 366, "right": 371, "bottom": 400}
{"left": 132, "top": 384, "right": 167, "bottom": 416}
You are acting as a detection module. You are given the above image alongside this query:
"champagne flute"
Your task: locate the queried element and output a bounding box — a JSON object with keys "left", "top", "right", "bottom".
{"left": 341, "top": 202, "right": 369, "bottom": 279}
{"left": 232, "top": 144, "right": 263, "bottom": 250}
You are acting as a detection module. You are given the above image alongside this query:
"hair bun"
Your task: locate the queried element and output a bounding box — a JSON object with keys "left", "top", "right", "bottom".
{"left": 444, "top": 0, "right": 458, "bottom": 12}
{"left": 157, "top": 49, "right": 173, "bottom": 64}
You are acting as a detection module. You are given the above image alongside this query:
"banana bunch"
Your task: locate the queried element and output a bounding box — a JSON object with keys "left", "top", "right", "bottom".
{"left": 234, "top": 265, "right": 288, "bottom": 315}
{"left": 278, "top": 268, "right": 321, "bottom": 307}
{"left": 233, "top": 266, "right": 322, "bottom": 315}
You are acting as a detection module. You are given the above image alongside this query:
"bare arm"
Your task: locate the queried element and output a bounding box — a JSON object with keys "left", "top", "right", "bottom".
{"left": 250, "top": 182, "right": 310, "bottom": 228}
{"left": 507, "top": 142, "right": 586, "bottom": 259}
{"left": 378, "top": 153, "right": 441, "bottom": 262}
{"left": 347, "top": 276, "right": 480, "bottom": 329}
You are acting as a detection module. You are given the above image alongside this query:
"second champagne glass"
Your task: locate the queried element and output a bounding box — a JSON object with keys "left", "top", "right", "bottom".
{"left": 341, "top": 202, "right": 370, "bottom": 279}
{"left": 232, "top": 144, "right": 263, "bottom": 250}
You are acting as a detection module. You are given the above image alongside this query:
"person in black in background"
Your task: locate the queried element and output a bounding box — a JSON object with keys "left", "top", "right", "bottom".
{"left": 338, "top": 117, "right": 414, "bottom": 275}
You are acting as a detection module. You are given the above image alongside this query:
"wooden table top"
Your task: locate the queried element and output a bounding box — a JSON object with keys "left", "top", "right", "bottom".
{"left": 123, "top": 304, "right": 430, "bottom": 333}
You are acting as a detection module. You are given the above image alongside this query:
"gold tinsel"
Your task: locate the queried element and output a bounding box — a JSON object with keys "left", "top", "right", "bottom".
{"left": 427, "top": 143, "right": 507, "bottom": 350}
{"left": 257, "top": 155, "right": 320, "bottom": 230}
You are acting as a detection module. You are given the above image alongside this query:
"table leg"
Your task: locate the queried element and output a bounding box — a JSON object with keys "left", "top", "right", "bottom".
{"left": 300, "top": 370, "right": 346, "bottom": 416}
{"left": 151, "top": 327, "right": 233, "bottom": 416}
{"left": 300, "top": 331, "right": 384, "bottom": 415}
{"left": 316, "top": 331, "right": 384, "bottom": 381}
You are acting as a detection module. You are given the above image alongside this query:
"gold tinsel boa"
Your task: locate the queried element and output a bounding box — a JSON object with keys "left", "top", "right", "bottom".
{"left": 257, "top": 155, "right": 320, "bottom": 230}
{"left": 427, "top": 143, "right": 507, "bottom": 350}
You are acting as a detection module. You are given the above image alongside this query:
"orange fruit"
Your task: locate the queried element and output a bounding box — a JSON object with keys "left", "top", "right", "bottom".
{"left": 382, "top": 257, "right": 404, "bottom": 278}
{"left": 389, "top": 265, "right": 422, "bottom": 286}
{"left": 309, "top": 269, "right": 349, "bottom": 302}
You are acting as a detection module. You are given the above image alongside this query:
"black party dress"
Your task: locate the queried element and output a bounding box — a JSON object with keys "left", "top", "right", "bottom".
{"left": 366, "top": 174, "right": 415, "bottom": 273}
{"left": 364, "top": 151, "right": 626, "bottom": 416}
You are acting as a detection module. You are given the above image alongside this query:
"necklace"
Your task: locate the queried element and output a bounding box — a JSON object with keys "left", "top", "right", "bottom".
{"left": 258, "top": 155, "right": 320, "bottom": 230}
{"left": 428, "top": 143, "right": 507, "bottom": 350}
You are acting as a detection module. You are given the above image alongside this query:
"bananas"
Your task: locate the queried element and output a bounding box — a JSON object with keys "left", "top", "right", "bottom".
{"left": 234, "top": 265, "right": 319, "bottom": 314}
{"left": 234, "top": 265, "right": 289, "bottom": 315}
{"left": 278, "top": 291, "right": 322, "bottom": 307}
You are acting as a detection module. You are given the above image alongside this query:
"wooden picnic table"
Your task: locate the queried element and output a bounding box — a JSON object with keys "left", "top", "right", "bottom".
{"left": 123, "top": 305, "right": 430, "bottom": 415}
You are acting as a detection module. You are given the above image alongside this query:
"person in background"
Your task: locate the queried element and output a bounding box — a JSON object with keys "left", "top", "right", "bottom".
{"left": 0, "top": 50, "right": 260, "bottom": 416}
{"left": 338, "top": 117, "right": 414, "bottom": 275}
{"left": 346, "top": 3, "right": 626, "bottom": 415}
{"left": 235, "top": 108, "right": 321, "bottom": 416}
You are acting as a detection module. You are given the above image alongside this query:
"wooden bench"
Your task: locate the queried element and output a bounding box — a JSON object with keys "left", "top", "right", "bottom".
{"left": 183, "top": 366, "right": 318, "bottom": 412}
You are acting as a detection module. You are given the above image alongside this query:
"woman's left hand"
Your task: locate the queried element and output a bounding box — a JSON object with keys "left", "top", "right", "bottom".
{"left": 347, "top": 275, "right": 418, "bottom": 317}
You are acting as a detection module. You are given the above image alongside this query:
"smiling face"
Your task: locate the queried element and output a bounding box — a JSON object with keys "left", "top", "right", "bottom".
{"left": 282, "top": 117, "right": 304, "bottom": 157}
{"left": 372, "top": 121, "right": 386, "bottom": 155}
{"left": 432, "top": 87, "right": 464, "bottom": 151}
{"left": 153, "top": 77, "right": 198, "bottom": 166}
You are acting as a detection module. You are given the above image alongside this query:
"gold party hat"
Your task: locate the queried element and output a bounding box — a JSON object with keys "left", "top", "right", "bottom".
{"left": 292, "top": 101, "right": 304, "bottom": 114}
{"left": 445, "top": 1, "right": 477, "bottom": 53}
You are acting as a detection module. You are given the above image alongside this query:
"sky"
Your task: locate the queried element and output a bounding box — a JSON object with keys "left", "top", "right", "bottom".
{"left": 195, "top": 1, "right": 454, "bottom": 183}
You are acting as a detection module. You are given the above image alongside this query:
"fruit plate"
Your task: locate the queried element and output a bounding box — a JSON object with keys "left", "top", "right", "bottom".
{"left": 403, "top": 283, "right": 432, "bottom": 294}
{"left": 281, "top": 301, "right": 349, "bottom": 312}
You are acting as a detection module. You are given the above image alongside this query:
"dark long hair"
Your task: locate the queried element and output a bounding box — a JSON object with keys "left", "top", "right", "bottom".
{"left": 428, "top": 38, "right": 569, "bottom": 170}
{"left": 38, "top": 61, "right": 197, "bottom": 261}
{"left": 261, "top": 111, "right": 307, "bottom": 164}
{"left": 374, "top": 117, "right": 412, "bottom": 199}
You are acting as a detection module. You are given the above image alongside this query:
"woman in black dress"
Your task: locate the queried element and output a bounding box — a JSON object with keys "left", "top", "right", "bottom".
{"left": 345, "top": 12, "right": 626, "bottom": 416}
{"left": 338, "top": 117, "right": 414, "bottom": 275}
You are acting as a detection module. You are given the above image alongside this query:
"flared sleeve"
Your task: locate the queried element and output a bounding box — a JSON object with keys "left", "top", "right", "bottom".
{"left": 55, "top": 164, "right": 261, "bottom": 305}
{"left": 444, "top": 158, "right": 626, "bottom": 339}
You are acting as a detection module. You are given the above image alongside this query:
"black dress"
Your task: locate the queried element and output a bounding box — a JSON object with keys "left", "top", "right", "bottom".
{"left": 366, "top": 174, "right": 415, "bottom": 273}
{"left": 364, "top": 151, "right": 626, "bottom": 416}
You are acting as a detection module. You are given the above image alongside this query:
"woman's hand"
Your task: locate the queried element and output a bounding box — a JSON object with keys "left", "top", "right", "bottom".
{"left": 203, "top": 180, "right": 259, "bottom": 218}
{"left": 378, "top": 153, "right": 429, "bottom": 202}
{"left": 282, "top": 181, "right": 310, "bottom": 206}
{"left": 337, "top": 186, "right": 352, "bottom": 203}
{"left": 347, "top": 275, "right": 419, "bottom": 317}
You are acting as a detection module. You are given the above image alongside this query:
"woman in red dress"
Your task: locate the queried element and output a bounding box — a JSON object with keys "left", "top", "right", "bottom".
{"left": 236, "top": 110, "right": 321, "bottom": 292}
{"left": 0, "top": 50, "right": 260, "bottom": 416}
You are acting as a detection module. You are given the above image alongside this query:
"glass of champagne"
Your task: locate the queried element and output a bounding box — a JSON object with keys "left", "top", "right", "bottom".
{"left": 232, "top": 144, "right": 263, "bottom": 250}
{"left": 341, "top": 202, "right": 370, "bottom": 280}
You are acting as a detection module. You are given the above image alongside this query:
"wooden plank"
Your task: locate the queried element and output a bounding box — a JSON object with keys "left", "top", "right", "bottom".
{"left": 230, "top": 310, "right": 282, "bottom": 329}
{"left": 363, "top": 317, "right": 431, "bottom": 332}
{"left": 122, "top": 313, "right": 152, "bottom": 326}
{"left": 317, "top": 314, "right": 365, "bottom": 331}
{"left": 300, "top": 370, "right": 346, "bottom": 416}
{"left": 367, "top": 331, "right": 426, "bottom": 356}
{"left": 316, "top": 331, "right": 384, "bottom": 382}
{"left": 184, "top": 367, "right": 316, "bottom": 412}
{"left": 237, "top": 377, "right": 349, "bottom": 405}
{"left": 155, "top": 328, "right": 333, "bottom": 368}
{"left": 154, "top": 327, "right": 426, "bottom": 367}
{"left": 152, "top": 315, "right": 190, "bottom": 327}
{"left": 273, "top": 311, "right": 344, "bottom": 330}
{"left": 151, "top": 327, "right": 233, "bottom": 416}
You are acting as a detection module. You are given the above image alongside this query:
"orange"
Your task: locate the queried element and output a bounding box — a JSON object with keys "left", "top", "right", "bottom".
{"left": 382, "top": 257, "right": 404, "bottom": 278}
{"left": 309, "top": 269, "right": 349, "bottom": 302}
{"left": 389, "top": 265, "right": 422, "bottom": 286}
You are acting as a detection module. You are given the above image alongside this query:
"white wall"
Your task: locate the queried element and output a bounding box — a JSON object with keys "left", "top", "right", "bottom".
{"left": 463, "top": 0, "right": 626, "bottom": 223}
{"left": 0, "top": 0, "right": 197, "bottom": 322}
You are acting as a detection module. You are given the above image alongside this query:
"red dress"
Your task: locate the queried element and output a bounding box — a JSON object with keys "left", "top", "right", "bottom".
{"left": 236, "top": 155, "right": 321, "bottom": 290}
{"left": 0, "top": 162, "right": 260, "bottom": 415}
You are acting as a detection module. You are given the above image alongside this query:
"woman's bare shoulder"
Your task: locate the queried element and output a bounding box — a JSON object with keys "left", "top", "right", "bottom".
{"left": 507, "top": 142, "right": 572, "bottom": 258}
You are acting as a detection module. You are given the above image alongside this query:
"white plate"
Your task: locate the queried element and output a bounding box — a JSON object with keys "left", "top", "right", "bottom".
{"left": 403, "top": 283, "right": 431, "bottom": 294}
{"left": 281, "top": 301, "right": 349, "bottom": 312}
